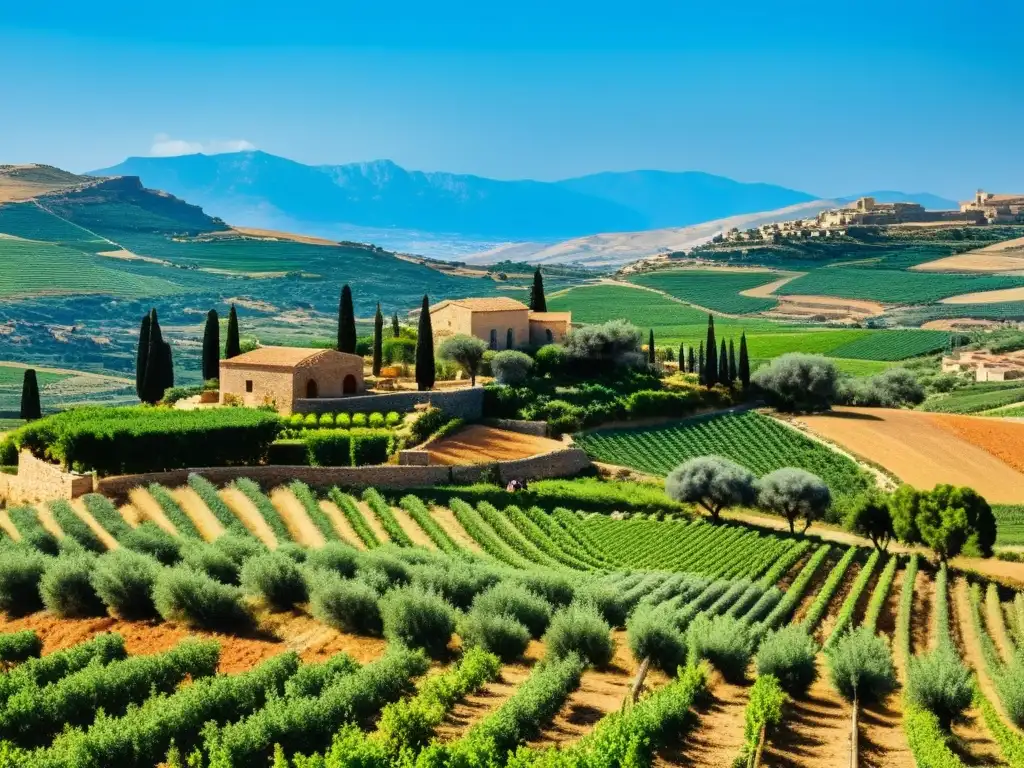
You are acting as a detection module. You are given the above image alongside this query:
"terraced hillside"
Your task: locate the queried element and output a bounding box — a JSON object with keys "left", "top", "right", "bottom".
{"left": 1, "top": 474, "right": 1022, "bottom": 767}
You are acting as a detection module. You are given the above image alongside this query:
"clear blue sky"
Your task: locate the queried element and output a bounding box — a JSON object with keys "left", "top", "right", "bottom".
{"left": 2, "top": 0, "right": 1021, "bottom": 199}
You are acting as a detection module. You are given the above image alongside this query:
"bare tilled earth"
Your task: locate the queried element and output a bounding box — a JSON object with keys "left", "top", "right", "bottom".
{"left": 428, "top": 425, "right": 565, "bottom": 465}
{"left": 356, "top": 499, "right": 391, "bottom": 544}
{"left": 668, "top": 670, "right": 749, "bottom": 768}
{"left": 392, "top": 506, "right": 437, "bottom": 549}
{"left": 70, "top": 497, "right": 119, "bottom": 549}
{"left": 796, "top": 407, "right": 1024, "bottom": 504}
{"left": 270, "top": 487, "right": 326, "bottom": 548}
{"left": 128, "top": 487, "right": 179, "bottom": 535}
{"left": 172, "top": 486, "right": 225, "bottom": 541}
{"left": 430, "top": 506, "right": 484, "bottom": 553}
{"left": 318, "top": 499, "right": 365, "bottom": 549}
{"left": 220, "top": 487, "right": 278, "bottom": 548}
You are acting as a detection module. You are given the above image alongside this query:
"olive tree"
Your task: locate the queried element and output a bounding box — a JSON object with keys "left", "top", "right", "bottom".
{"left": 845, "top": 492, "right": 895, "bottom": 552}
{"left": 665, "top": 456, "right": 756, "bottom": 522}
{"left": 838, "top": 368, "right": 925, "bottom": 408}
{"left": 751, "top": 353, "right": 840, "bottom": 412}
{"left": 563, "top": 319, "right": 644, "bottom": 369}
{"left": 757, "top": 468, "right": 831, "bottom": 534}
{"left": 918, "top": 484, "right": 995, "bottom": 561}
{"left": 491, "top": 350, "right": 534, "bottom": 385}
{"left": 437, "top": 334, "right": 488, "bottom": 386}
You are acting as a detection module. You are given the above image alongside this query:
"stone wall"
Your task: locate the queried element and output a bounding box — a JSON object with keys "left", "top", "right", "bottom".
{"left": 0, "top": 451, "right": 92, "bottom": 505}
{"left": 295, "top": 386, "right": 484, "bottom": 420}
{"left": 483, "top": 418, "right": 550, "bottom": 437}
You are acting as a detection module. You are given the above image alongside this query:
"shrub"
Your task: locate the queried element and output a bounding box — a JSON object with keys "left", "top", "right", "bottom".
{"left": 152, "top": 567, "right": 253, "bottom": 631}
{"left": 276, "top": 542, "right": 308, "bottom": 564}
{"left": 267, "top": 440, "right": 308, "bottom": 465}
{"left": 439, "top": 335, "right": 489, "bottom": 386}
{"left": 827, "top": 626, "right": 896, "bottom": 705}
{"left": 564, "top": 320, "right": 644, "bottom": 368}
{"left": 411, "top": 562, "right": 494, "bottom": 611}
{"left": 369, "top": 412, "right": 385, "bottom": 428}
{"left": 306, "top": 429, "right": 352, "bottom": 466}
{"left": 473, "top": 582, "right": 553, "bottom": 639}
{"left": 757, "top": 468, "right": 832, "bottom": 534}
{"left": 212, "top": 532, "right": 266, "bottom": 565}
{"left": 535, "top": 344, "right": 567, "bottom": 377}
{"left": 0, "top": 630, "right": 42, "bottom": 665}
{"left": 39, "top": 555, "right": 106, "bottom": 618}
{"left": 357, "top": 548, "right": 411, "bottom": 588}
{"left": 491, "top": 350, "right": 535, "bottom": 385}
{"left": 839, "top": 368, "right": 926, "bottom": 408}
{"left": 666, "top": 455, "right": 756, "bottom": 522}
{"left": 309, "top": 574, "right": 383, "bottom": 635}
{"left": 319, "top": 413, "right": 335, "bottom": 427}
{"left": 517, "top": 569, "right": 576, "bottom": 608}
{"left": 756, "top": 625, "right": 819, "bottom": 695}
{"left": 410, "top": 407, "right": 450, "bottom": 444}
{"left": 751, "top": 353, "right": 841, "bottom": 412}
{"left": 627, "top": 605, "right": 687, "bottom": 673}
{"left": 353, "top": 413, "right": 368, "bottom": 427}
{"left": 740, "top": 674, "right": 788, "bottom": 764}
{"left": 458, "top": 610, "right": 531, "bottom": 662}
{"left": 907, "top": 646, "right": 973, "bottom": 729}
{"left": 574, "top": 581, "right": 631, "bottom": 628}
{"left": 379, "top": 586, "right": 457, "bottom": 657}
{"left": 687, "top": 614, "right": 754, "bottom": 683}
{"left": 306, "top": 542, "right": 359, "bottom": 578}
{"left": 91, "top": 549, "right": 161, "bottom": 619}
{"left": 0, "top": 548, "right": 47, "bottom": 616}
{"left": 845, "top": 491, "right": 895, "bottom": 552}
{"left": 626, "top": 389, "right": 704, "bottom": 419}
{"left": 122, "top": 522, "right": 182, "bottom": 565}
{"left": 385, "top": 411, "right": 402, "bottom": 427}
{"left": 350, "top": 428, "right": 394, "bottom": 466}
{"left": 543, "top": 603, "right": 614, "bottom": 668}
{"left": 180, "top": 541, "right": 241, "bottom": 585}
{"left": 240, "top": 552, "right": 308, "bottom": 610}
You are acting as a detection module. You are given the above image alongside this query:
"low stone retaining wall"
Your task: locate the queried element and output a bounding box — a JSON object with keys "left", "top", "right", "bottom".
{"left": 449, "top": 447, "right": 591, "bottom": 485}
{"left": 0, "top": 451, "right": 92, "bottom": 505}
{"left": 482, "top": 418, "right": 550, "bottom": 437}
{"left": 295, "top": 386, "right": 484, "bottom": 419}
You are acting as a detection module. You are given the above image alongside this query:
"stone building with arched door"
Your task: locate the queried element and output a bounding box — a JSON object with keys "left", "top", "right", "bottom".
{"left": 429, "top": 297, "right": 572, "bottom": 351}
{"left": 219, "top": 346, "right": 365, "bottom": 415}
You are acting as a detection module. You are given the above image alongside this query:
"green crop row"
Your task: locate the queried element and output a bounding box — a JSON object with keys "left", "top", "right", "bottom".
{"left": 862, "top": 554, "right": 899, "bottom": 633}
{"left": 398, "top": 496, "right": 459, "bottom": 554}
{"left": 147, "top": 484, "right": 201, "bottom": 539}
{"left": 823, "top": 549, "right": 881, "bottom": 649}
{"left": 799, "top": 546, "right": 858, "bottom": 633}
{"left": 476, "top": 502, "right": 562, "bottom": 569}
{"left": 829, "top": 330, "right": 949, "bottom": 361}
{"left": 328, "top": 489, "right": 380, "bottom": 548}
{"left": 232, "top": 478, "right": 293, "bottom": 544}
{"left": 362, "top": 489, "right": 412, "bottom": 547}
{"left": 288, "top": 481, "right": 341, "bottom": 543}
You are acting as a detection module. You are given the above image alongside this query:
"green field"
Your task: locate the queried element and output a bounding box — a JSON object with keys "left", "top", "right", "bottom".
{"left": 994, "top": 505, "right": 1024, "bottom": 546}
{"left": 627, "top": 270, "right": 780, "bottom": 314}
{"left": 828, "top": 330, "right": 949, "bottom": 361}
{"left": 0, "top": 203, "right": 112, "bottom": 253}
{"left": 574, "top": 410, "right": 872, "bottom": 507}
{"left": 0, "top": 238, "right": 183, "bottom": 299}
{"left": 777, "top": 268, "right": 1024, "bottom": 304}
{"left": 919, "top": 383, "right": 1024, "bottom": 415}
{"left": 0, "top": 364, "right": 136, "bottom": 415}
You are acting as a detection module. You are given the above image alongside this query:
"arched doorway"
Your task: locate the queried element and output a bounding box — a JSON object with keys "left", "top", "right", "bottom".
{"left": 545, "top": 328, "right": 554, "bottom": 343}
{"left": 343, "top": 374, "right": 358, "bottom": 394}
{"left": 306, "top": 379, "right": 319, "bottom": 398}
{"left": 506, "top": 328, "right": 515, "bottom": 349}
{"left": 489, "top": 329, "right": 498, "bottom": 350}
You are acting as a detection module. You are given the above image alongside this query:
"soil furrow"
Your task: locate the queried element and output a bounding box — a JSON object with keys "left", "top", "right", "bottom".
{"left": 815, "top": 562, "right": 863, "bottom": 644}
{"left": 35, "top": 503, "right": 64, "bottom": 540}
{"left": 219, "top": 487, "right": 278, "bottom": 548}
{"left": 171, "top": 486, "right": 226, "bottom": 541}
{"left": 911, "top": 565, "right": 933, "bottom": 656}
{"left": 318, "top": 500, "right": 365, "bottom": 549}
{"left": 392, "top": 506, "right": 437, "bottom": 549}
{"left": 667, "top": 671, "right": 748, "bottom": 768}
{"left": 430, "top": 505, "right": 483, "bottom": 554}
{"left": 128, "top": 487, "right": 179, "bottom": 535}
{"left": 69, "top": 498, "right": 119, "bottom": 549}
{"left": 356, "top": 499, "right": 391, "bottom": 544}
{"left": 269, "top": 487, "right": 326, "bottom": 548}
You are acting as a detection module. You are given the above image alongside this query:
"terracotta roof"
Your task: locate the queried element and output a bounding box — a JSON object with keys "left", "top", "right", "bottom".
{"left": 528, "top": 312, "right": 572, "bottom": 321}
{"left": 431, "top": 297, "right": 529, "bottom": 313}
{"left": 220, "top": 346, "right": 340, "bottom": 369}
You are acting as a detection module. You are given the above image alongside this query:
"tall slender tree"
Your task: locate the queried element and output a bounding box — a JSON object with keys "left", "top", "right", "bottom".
{"left": 719, "top": 340, "right": 728, "bottom": 387}
{"left": 739, "top": 332, "right": 751, "bottom": 390}
{"left": 141, "top": 309, "right": 167, "bottom": 404}
{"left": 202, "top": 309, "right": 220, "bottom": 382}
{"left": 697, "top": 341, "right": 706, "bottom": 385}
{"left": 678, "top": 344, "right": 686, "bottom": 371}
{"left": 135, "top": 312, "right": 152, "bottom": 400}
{"left": 530, "top": 268, "right": 548, "bottom": 312}
{"left": 20, "top": 369, "right": 41, "bottom": 421}
{"left": 704, "top": 315, "right": 718, "bottom": 386}
{"left": 337, "top": 284, "right": 357, "bottom": 354}
{"left": 688, "top": 347, "right": 696, "bottom": 375}
{"left": 728, "top": 339, "right": 737, "bottom": 383}
{"left": 648, "top": 329, "right": 656, "bottom": 366}
{"left": 160, "top": 341, "right": 175, "bottom": 392}
{"left": 225, "top": 304, "right": 241, "bottom": 360}
{"left": 372, "top": 303, "right": 384, "bottom": 377}
{"left": 415, "top": 295, "right": 436, "bottom": 391}
{"left": 392, "top": 312, "right": 401, "bottom": 338}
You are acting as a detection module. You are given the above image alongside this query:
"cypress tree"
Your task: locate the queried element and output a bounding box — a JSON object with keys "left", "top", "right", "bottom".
{"left": 392, "top": 312, "right": 401, "bottom": 338}
{"left": 135, "top": 313, "right": 151, "bottom": 400}
{"left": 225, "top": 304, "right": 241, "bottom": 360}
{"left": 728, "top": 339, "right": 737, "bottom": 383}
{"left": 530, "top": 268, "right": 548, "bottom": 312}
{"left": 739, "top": 332, "right": 751, "bottom": 390}
{"left": 704, "top": 314, "right": 718, "bottom": 386}
{"left": 337, "top": 284, "right": 357, "bottom": 354}
{"left": 202, "top": 309, "right": 220, "bottom": 382}
{"left": 160, "top": 341, "right": 175, "bottom": 392}
{"left": 648, "top": 329, "right": 656, "bottom": 366}
{"left": 372, "top": 303, "right": 384, "bottom": 377}
{"left": 688, "top": 347, "right": 696, "bottom": 375}
{"left": 678, "top": 344, "right": 686, "bottom": 370}
{"left": 19, "top": 369, "right": 41, "bottom": 421}
{"left": 141, "top": 309, "right": 166, "bottom": 404}
{"left": 719, "top": 340, "right": 728, "bottom": 387}
{"left": 415, "top": 295, "right": 436, "bottom": 392}
{"left": 697, "top": 342, "right": 706, "bottom": 386}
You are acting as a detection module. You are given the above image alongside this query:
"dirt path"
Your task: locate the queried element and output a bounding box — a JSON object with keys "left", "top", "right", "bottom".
{"left": 739, "top": 272, "right": 803, "bottom": 298}
{"left": 0, "top": 509, "right": 21, "bottom": 540}
{"left": 984, "top": 590, "right": 1016, "bottom": 664}
{"left": 815, "top": 562, "right": 863, "bottom": 644}
{"left": 69, "top": 498, "right": 119, "bottom": 549}
{"left": 430, "top": 506, "right": 483, "bottom": 554}
{"left": 318, "top": 500, "right": 365, "bottom": 549}
{"left": 128, "top": 487, "right": 179, "bottom": 536}
{"left": 428, "top": 425, "right": 565, "bottom": 465}
{"left": 171, "top": 486, "right": 225, "bottom": 541}
{"left": 669, "top": 671, "right": 749, "bottom": 767}
{"left": 860, "top": 693, "right": 913, "bottom": 768}
{"left": 762, "top": 657, "right": 851, "bottom": 768}
{"left": 356, "top": 500, "right": 391, "bottom": 544}
{"left": 35, "top": 504, "right": 64, "bottom": 540}
{"left": 910, "top": 567, "right": 934, "bottom": 657}
{"left": 392, "top": 506, "right": 437, "bottom": 549}
{"left": 269, "top": 487, "right": 326, "bottom": 548}
{"left": 219, "top": 488, "right": 278, "bottom": 549}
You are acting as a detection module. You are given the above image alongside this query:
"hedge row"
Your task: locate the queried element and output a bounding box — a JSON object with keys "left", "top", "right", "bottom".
{"left": 362, "top": 489, "right": 412, "bottom": 547}
{"left": 305, "top": 429, "right": 394, "bottom": 467}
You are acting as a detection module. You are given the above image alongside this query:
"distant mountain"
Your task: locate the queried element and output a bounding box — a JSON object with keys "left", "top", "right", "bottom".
{"left": 838, "top": 191, "right": 959, "bottom": 210}
{"left": 90, "top": 152, "right": 818, "bottom": 241}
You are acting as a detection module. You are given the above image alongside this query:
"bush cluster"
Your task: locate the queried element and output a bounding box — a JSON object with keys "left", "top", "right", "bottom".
{"left": 379, "top": 586, "right": 457, "bottom": 657}
{"left": 686, "top": 614, "right": 754, "bottom": 683}
{"left": 309, "top": 573, "right": 382, "bottom": 635}
{"left": 0, "top": 548, "right": 48, "bottom": 616}
{"left": 458, "top": 610, "right": 531, "bottom": 662}
{"left": 305, "top": 428, "right": 394, "bottom": 467}
{"left": 152, "top": 567, "right": 253, "bottom": 632}
{"left": 240, "top": 552, "right": 308, "bottom": 610}
{"left": 826, "top": 626, "right": 896, "bottom": 705}
{"left": 543, "top": 603, "right": 614, "bottom": 668}
{"left": 756, "top": 625, "right": 819, "bottom": 695}
{"left": 39, "top": 555, "right": 106, "bottom": 618}
{"left": 91, "top": 549, "right": 161, "bottom": 619}
{"left": 473, "top": 582, "right": 553, "bottom": 639}
{"left": 0, "top": 630, "right": 42, "bottom": 665}
{"left": 285, "top": 411, "right": 402, "bottom": 430}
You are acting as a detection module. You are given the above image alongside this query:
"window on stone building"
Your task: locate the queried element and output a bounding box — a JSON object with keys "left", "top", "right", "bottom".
{"left": 245, "top": 380, "right": 253, "bottom": 393}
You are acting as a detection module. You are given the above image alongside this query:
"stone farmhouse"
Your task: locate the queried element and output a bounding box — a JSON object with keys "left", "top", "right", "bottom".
{"left": 220, "top": 346, "right": 365, "bottom": 414}
{"left": 941, "top": 350, "right": 1024, "bottom": 383}
{"left": 960, "top": 190, "right": 1024, "bottom": 224}
{"left": 429, "top": 297, "right": 572, "bottom": 351}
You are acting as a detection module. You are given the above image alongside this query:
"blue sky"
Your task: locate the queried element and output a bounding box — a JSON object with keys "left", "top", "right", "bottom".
{"left": 2, "top": 0, "right": 1022, "bottom": 199}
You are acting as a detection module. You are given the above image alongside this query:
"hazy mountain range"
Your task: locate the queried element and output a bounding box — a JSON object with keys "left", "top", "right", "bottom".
{"left": 91, "top": 151, "right": 957, "bottom": 244}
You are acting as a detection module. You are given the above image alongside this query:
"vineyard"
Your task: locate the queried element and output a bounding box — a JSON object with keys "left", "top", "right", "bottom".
{"left": 919, "top": 383, "right": 1024, "bottom": 415}
{"left": 0, "top": 474, "right": 1022, "bottom": 767}
{"left": 574, "top": 410, "right": 873, "bottom": 508}
{"left": 627, "top": 270, "right": 781, "bottom": 315}
{"left": 828, "top": 329, "right": 950, "bottom": 361}
{"left": 776, "top": 267, "right": 1024, "bottom": 304}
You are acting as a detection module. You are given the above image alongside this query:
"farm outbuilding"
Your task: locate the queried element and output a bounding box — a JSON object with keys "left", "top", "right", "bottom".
{"left": 219, "top": 346, "right": 365, "bottom": 414}
{"left": 429, "top": 297, "right": 572, "bottom": 351}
